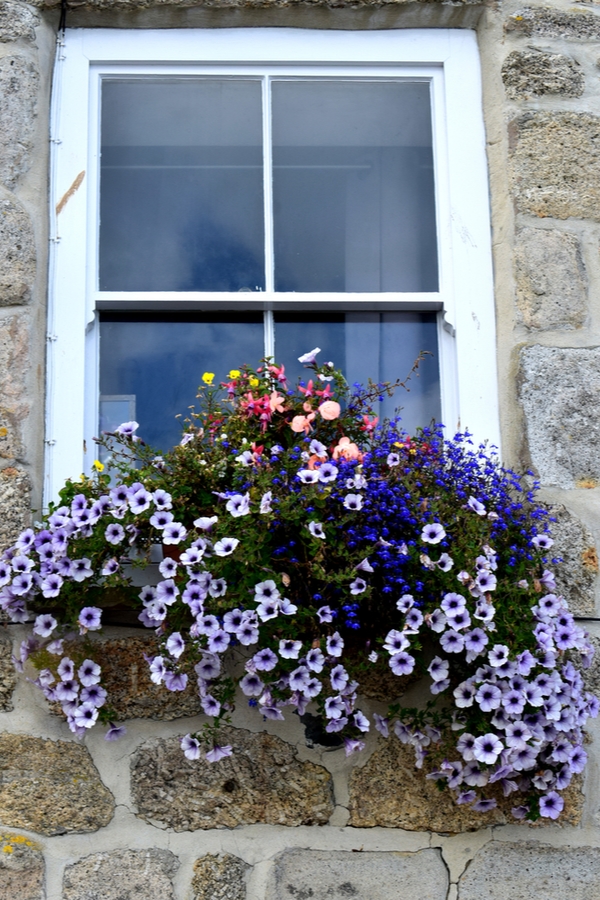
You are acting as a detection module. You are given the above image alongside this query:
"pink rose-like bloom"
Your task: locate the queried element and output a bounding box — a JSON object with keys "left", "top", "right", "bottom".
{"left": 291, "top": 414, "right": 315, "bottom": 434}
{"left": 318, "top": 400, "right": 341, "bottom": 421}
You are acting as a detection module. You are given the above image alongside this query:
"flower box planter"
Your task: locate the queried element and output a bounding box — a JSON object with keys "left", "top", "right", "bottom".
{"left": 1, "top": 354, "right": 596, "bottom": 822}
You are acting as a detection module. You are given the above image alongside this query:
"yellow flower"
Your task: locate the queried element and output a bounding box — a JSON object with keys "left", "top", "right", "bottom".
{"left": 92, "top": 460, "right": 105, "bottom": 472}
{"left": 228, "top": 369, "right": 240, "bottom": 379}
{"left": 249, "top": 376, "right": 259, "bottom": 387}
{"left": 202, "top": 372, "right": 215, "bottom": 385}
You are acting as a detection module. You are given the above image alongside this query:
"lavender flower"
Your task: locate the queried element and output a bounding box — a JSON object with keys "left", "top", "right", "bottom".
{"left": 163, "top": 523, "right": 187, "bottom": 544}
{"left": 330, "top": 665, "right": 349, "bottom": 691}
{"left": 115, "top": 421, "right": 139, "bottom": 438}
{"left": 421, "top": 523, "right": 446, "bottom": 544}
{"left": 326, "top": 633, "right": 344, "bottom": 657}
{"left": 390, "top": 652, "right": 415, "bottom": 676}
{"left": 298, "top": 470, "right": 319, "bottom": 484}
{"left": 225, "top": 491, "right": 251, "bottom": 518}
{"left": 78, "top": 659, "right": 101, "bottom": 686}
{"left": 193, "top": 516, "right": 217, "bottom": 530}
{"left": 279, "top": 639, "right": 302, "bottom": 659}
{"left": 240, "top": 672, "right": 265, "bottom": 696}
{"left": 467, "top": 496, "right": 486, "bottom": 516}
{"left": 181, "top": 734, "right": 201, "bottom": 760}
{"left": 349, "top": 577, "right": 367, "bottom": 595}
{"left": 440, "top": 630, "right": 465, "bottom": 654}
{"left": 105, "top": 723, "right": 126, "bottom": 741}
{"left": 343, "top": 494, "right": 363, "bottom": 511}
{"left": 33, "top": 614, "right": 57, "bottom": 638}
{"left": 473, "top": 733, "right": 503, "bottom": 765}
{"left": 205, "top": 745, "right": 233, "bottom": 763}
{"left": 78, "top": 607, "right": 102, "bottom": 631}
{"left": 318, "top": 463, "right": 338, "bottom": 484}
{"left": 397, "top": 594, "right": 415, "bottom": 613}
{"left": 428, "top": 657, "right": 449, "bottom": 683}
{"left": 298, "top": 347, "right": 321, "bottom": 364}
{"left": 308, "top": 521, "right": 326, "bottom": 539}
{"left": 539, "top": 791, "right": 564, "bottom": 819}
{"left": 441, "top": 592, "right": 467, "bottom": 617}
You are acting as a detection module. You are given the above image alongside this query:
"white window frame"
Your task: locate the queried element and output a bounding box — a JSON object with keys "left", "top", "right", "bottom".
{"left": 46, "top": 27, "right": 499, "bottom": 505}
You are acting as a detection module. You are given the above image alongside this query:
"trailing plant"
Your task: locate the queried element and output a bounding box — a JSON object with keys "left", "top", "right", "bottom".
{"left": 1, "top": 350, "right": 596, "bottom": 821}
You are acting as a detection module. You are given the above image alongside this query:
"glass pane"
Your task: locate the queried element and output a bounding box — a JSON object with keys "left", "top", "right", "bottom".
{"left": 274, "top": 312, "right": 441, "bottom": 434}
{"left": 99, "top": 314, "right": 264, "bottom": 450}
{"left": 272, "top": 80, "right": 438, "bottom": 293}
{"left": 100, "top": 79, "right": 265, "bottom": 292}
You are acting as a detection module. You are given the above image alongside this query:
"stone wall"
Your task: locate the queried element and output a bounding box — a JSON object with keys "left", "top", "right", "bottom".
{"left": 3, "top": 0, "right": 600, "bottom": 897}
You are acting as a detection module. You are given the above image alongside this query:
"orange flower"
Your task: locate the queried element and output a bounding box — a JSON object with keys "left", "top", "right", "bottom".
{"left": 291, "top": 413, "right": 315, "bottom": 435}
{"left": 318, "top": 400, "right": 341, "bottom": 421}
{"left": 332, "top": 436, "right": 362, "bottom": 461}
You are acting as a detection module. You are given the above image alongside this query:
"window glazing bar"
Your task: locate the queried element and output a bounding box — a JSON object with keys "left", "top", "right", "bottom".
{"left": 264, "top": 310, "right": 275, "bottom": 359}
{"left": 262, "top": 76, "right": 275, "bottom": 294}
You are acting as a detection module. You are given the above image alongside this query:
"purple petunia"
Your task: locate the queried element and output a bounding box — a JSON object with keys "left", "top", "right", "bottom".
{"left": 330, "top": 664, "right": 349, "bottom": 691}
{"left": 33, "top": 614, "right": 57, "bottom": 638}
{"left": 441, "top": 592, "right": 467, "bottom": 617}
{"left": 105, "top": 723, "right": 126, "bottom": 742}
{"left": 150, "top": 510, "right": 174, "bottom": 531}
{"left": 428, "top": 657, "right": 449, "bottom": 683}
{"left": 467, "top": 496, "right": 486, "bottom": 516}
{"left": 201, "top": 695, "right": 221, "bottom": 717}
{"left": 298, "top": 470, "right": 319, "bottom": 484}
{"left": 78, "top": 606, "right": 102, "bottom": 631}
{"left": 440, "top": 630, "right": 465, "bottom": 654}
{"left": 539, "top": 791, "right": 564, "bottom": 819}
{"left": 206, "top": 745, "right": 233, "bottom": 763}
{"left": 389, "top": 651, "right": 415, "bottom": 676}
{"left": 226, "top": 494, "right": 250, "bottom": 517}
{"left": 115, "top": 421, "right": 139, "bottom": 438}
{"left": 308, "top": 521, "right": 326, "bottom": 540}
{"left": 343, "top": 494, "right": 363, "bottom": 511}
{"left": 240, "top": 672, "right": 265, "bottom": 697}
{"left": 318, "top": 463, "right": 338, "bottom": 484}
{"left": 475, "top": 682, "right": 502, "bottom": 712}
{"left": 279, "top": 639, "right": 302, "bottom": 659}
{"left": 252, "top": 648, "right": 278, "bottom": 671}
{"left": 384, "top": 629, "right": 410, "bottom": 655}
{"left": 349, "top": 577, "right": 367, "bottom": 595}
{"left": 421, "top": 523, "right": 446, "bottom": 545}
{"left": 532, "top": 534, "right": 554, "bottom": 550}
{"left": 162, "top": 523, "right": 187, "bottom": 545}
{"left": 78, "top": 659, "right": 101, "bottom": 687}
{"left": 181, "top": 734, "right": 201, "bottom": 760}
{"left": 326, "top": 633, "right": 344, "bottom": 657}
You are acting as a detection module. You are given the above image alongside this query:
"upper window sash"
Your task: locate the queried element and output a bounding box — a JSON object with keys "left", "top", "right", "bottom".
{"left": 89, "top": 65, "right": 446, "bottom": 306}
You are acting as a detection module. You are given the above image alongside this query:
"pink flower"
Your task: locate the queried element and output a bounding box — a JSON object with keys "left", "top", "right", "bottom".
{"left": 268, "top": 363, "right": 287, "bottom": 383}
{"left": 318, "top": 401, "right": 341, "bottom": 421}
{"left": 361, "top": 415, "right": 378, "bottom": 432}
{"left": 269, "top": 391, "right": 286, "bottom": 413}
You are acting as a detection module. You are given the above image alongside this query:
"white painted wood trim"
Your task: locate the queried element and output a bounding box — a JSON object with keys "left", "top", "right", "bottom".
{"left": 444, "top": 30, "right": 499, "bottom": 450}
{"left": 45, "top": 27, "right": 499, "bottom": 505}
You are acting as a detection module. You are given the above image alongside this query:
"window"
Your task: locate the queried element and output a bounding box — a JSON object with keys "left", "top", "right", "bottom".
{"left": 45, "top": 28, "right": 499, "bottom": 503}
